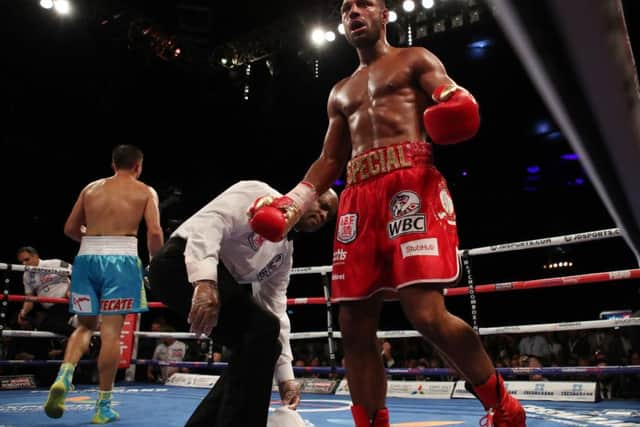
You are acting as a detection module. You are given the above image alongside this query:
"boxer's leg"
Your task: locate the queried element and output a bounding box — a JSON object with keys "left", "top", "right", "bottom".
{"left": 45, "top": 315, "right": 98, "bottom": 419}
{"left": 339, "top": 293, "right": 386, "bottom": 425}
{"left": 399, "top": 285, "right": 525, "bottom": 426}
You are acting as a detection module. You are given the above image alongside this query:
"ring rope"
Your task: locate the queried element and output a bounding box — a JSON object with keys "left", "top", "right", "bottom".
{"left": 443, "top": 268, "right": 640, "bottom": 296}
{"left": 0, "top": 227, "right": 624, "bottom": 278}
{"left": 0, "top": 263, "right": 71, "bottom": 275}
{"left": 4, "top": 316, "right": 638, "bottom": 340}
{"left": 1, "top": 358, "right": 637, "bottom": 378}
{"left": 2, "top": 267, "right": 637, "bottom": 307}
{"left": 287, "top": 227, "right": 623, "bottom": 275}
{"left": 465, "top": 227, "right": 621, "bottom": 256}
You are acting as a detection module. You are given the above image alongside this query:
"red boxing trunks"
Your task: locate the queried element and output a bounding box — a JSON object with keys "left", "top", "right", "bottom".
{"left": 331, "top": 141, "right": 460, "bottom": 302}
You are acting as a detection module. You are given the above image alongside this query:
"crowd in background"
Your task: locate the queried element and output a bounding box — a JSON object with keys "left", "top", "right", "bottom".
{"left": 3, "top": 306, "right": 639, "bottom": 400}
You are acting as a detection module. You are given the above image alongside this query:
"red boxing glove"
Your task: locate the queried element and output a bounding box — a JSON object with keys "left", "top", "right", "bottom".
{"left": 247, "top": 182, "right": 317, "bottom": 242}
{"left": 247, "top": 201, "right": 286, "bottom": 242}
{"left": 423, "top": 84, "right": 480, "bottom": 145}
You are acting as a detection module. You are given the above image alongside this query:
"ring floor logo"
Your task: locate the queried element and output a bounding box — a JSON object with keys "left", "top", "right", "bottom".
{"left": 0, "top": 387, "right": 167, "bottom": 414}
{"left": 0, "top": 396, "right": 118, "bottom": 414}
{"left": 524, "top": 405, "right": 640, "bottom": 426}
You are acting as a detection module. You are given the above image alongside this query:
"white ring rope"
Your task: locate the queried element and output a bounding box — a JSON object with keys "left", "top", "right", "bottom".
{"left": 0, "top": 263, "right": 71, "bottom": 275}
{"left": 290, "top": 265, "right": 332, "bottom": 275}
{"left": 465, "top": 228, "right": 620, "bottom": 256}
{"left": 4, "top": 317, "right": 639, "bottom": 340}
{"left": 0, "top": 227, "right": 624, "bottom": 277}
{"left": 289, "top": 227, "right": 622, "bottom": 275}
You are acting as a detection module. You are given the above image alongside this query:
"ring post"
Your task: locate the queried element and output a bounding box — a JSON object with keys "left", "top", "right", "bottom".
{"left": 461, "top": 250, "right": 479, "bottom": 333}
{"left": 321, "top": 272, "right": 337, "bottom": 374}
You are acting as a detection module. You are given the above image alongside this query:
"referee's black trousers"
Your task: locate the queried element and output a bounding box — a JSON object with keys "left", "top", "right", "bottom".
{"left": 148, "top": 237, "right": 281, "bottom": 427}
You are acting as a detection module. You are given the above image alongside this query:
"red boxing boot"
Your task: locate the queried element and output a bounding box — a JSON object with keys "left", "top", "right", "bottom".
{"left": 351, "top": 405, "right": 371, "bottom": 427}
{"left": 472, "top": 374, "right": 526, "bottom": 427}
{"left": 372, "top": 408, "right": 390, "bottom": 427}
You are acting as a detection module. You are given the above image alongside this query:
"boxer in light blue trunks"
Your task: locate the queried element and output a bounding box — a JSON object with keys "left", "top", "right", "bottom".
{"left": 70, "top": 236, "right": 148, "bottom": 316}
{"left": 45, "top": 145, "right": 164, "bottom": 424}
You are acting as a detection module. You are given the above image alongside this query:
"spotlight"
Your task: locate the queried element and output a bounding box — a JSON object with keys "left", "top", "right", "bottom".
{"left": 402, "top": 0, "right": 416, "bottom": 12}
{"left": 311, "top": 28, "right": 326, "bottom": 46}
{"left": 325, "top": 31, "right": 336, "bottom": 42}
{"left": 338, "top": 23, "right": 345, "bottom": 35}
{"left": 40, "top": 0, "right": 54, "bottom": 9}
{"left": 422, "top": 0, "right": 434, "bottom": 8}
{"left": 53, "top": 0, "right": 71, "bottom": 15}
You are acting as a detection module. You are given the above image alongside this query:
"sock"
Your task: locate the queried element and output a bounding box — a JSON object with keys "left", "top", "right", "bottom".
{"left": 97, "top": 390, "right": 112, "bottom": 402}
{"left": 56, "top": 362, "right": 76, "bottom": 387}
{"left": 59, "top": 362, "right": 75, "bottom": 375}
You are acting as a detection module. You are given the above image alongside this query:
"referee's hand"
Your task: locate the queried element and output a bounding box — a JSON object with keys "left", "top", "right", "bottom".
{"left": 279, "top": 380, "right": 301, "bottom": 410}
{"left": 188, "top": 280, "right": 219, "bottom": 336}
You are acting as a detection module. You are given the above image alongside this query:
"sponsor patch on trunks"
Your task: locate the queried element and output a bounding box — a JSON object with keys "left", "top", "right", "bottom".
{"left": 400, "top": 238, "right": 439, "bottom": 258}
{"left": 337, "top": 213, "right": 358, "bottom": 244}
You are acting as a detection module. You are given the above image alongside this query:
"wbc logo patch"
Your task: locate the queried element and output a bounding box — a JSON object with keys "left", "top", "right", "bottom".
{"left": 387, "top": 191, "right": 426, "bottom": 238}
{"left": 337, "top": 213, "right": 358, "bottom": 244}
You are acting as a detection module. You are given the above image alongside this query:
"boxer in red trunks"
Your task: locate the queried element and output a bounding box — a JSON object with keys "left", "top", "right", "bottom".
{"left": 247, "top": 1, "right": 526, "bottom": 426}
{"left": 332, "top": 141, "right": 460, "bottom": 300}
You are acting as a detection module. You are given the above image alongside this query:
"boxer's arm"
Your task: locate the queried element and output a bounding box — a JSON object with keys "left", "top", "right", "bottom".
{"left": 248, "top": 85, "right": 350, "bottom": 241}
{"left": 303, "top": 83, "right": 352, "bottom": 194}
{"left": 64, "top": 186, "right": 88, "bottom": 242}
{"left": 414, "top": 47, "right": 456, "bottom": 99}
{"left": 414, "top": 48, "right": 480, "bottom": 144}
{"left": 144, "top": 186, "right": 164, "bottom": 260}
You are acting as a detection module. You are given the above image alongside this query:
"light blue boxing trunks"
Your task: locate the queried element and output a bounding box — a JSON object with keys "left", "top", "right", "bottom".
{"left": 70, "top": 236, "right": 148, "bottom": 315}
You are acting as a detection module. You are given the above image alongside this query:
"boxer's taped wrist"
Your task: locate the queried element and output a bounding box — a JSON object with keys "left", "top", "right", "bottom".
{"left": 432, "top": 84, "right": 460, "bottom": 103}
{"left": 286, "top": 181, "right": 318, "bottom": 213}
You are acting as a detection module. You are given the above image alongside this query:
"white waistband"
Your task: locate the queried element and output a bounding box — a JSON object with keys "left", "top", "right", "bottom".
{"left": 78, "top": 236, "right": 138, "bottom": 256}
